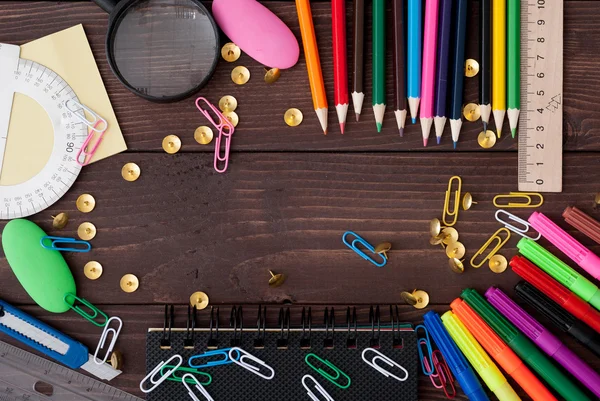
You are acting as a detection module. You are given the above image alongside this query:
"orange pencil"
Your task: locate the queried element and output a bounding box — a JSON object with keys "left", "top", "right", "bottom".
{"left": 451, "top": 298, "right": 557, "bottom": 401}
{"left": 296, "top": 0, "right": 328, "bottom": 135}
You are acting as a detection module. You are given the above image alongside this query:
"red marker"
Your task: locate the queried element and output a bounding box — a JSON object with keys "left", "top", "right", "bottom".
{"left": 332, "top": 0, "right": 349, "bottom": 133}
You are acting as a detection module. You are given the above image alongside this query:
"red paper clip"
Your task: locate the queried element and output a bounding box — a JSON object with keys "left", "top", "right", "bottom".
{"left": 431, "top": 350, "right": 456, "bottom": 399}
{"left": 195, "top": 97, "right": 235, "bottom": 173}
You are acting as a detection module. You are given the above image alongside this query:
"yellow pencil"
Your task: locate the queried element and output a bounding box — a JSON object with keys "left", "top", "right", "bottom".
{"left": 492, "top": 0, "right": 506, "bottom": 138}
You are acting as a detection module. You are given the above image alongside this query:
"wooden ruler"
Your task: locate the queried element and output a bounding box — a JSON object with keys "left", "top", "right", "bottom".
{"left": 518, "top": 0, "right": 563, "bottom": 192}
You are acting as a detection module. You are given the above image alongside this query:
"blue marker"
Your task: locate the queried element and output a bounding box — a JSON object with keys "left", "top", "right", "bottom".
{"left": 424, "top": 311, "right": 490, "bottom": 401}
{"left": 407, "top": 0, "right": 422, "bottom": 123}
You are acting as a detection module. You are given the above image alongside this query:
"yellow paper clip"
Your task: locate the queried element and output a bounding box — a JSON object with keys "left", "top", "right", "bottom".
{"left": 492, "top": 192, "right": 544, "bottom": 208}
{"left": 470, "top": 228, "right": 511, "bottom": 268}
{"left": 442, "top": 176, "right": 462, "bottom": 227}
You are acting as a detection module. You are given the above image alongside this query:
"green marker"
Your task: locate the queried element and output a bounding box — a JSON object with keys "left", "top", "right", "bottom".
{"left": 507, "top": 0, "right": 520, "bottom": 138}
{"left": 518, "top": 238, "right": 600, "bottom": 310}
{"left": 461, "top": 288, "right": 592, "bottom": 401}
{"left": 372, "top": 0, "right": 386, "bottom": 132}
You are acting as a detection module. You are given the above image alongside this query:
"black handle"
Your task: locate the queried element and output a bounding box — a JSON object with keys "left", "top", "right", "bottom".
{"left": 92, "top": 0, "right": 119, "bottom": 13}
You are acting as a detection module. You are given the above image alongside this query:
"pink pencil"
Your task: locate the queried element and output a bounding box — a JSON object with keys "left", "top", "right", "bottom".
{"left": 419, "top": 0, "right": 439, "bottom": 147}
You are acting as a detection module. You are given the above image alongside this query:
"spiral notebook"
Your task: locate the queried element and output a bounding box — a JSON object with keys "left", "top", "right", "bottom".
{"left": 145, "top": 305, "right": 418, "bottom": 401}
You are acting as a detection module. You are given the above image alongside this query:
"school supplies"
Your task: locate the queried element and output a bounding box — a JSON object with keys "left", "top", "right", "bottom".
{"left": 306, "top": 353, "right": 350, "bottom": 387}
{"left": 563, "top": 206, "right": 600, "bottom": 245}
{"left": 372, "top": 0, "right": 386, "bottom": 132}
{"left": 231, "top": 347, "right": 275, "bottom": 379}
{"left": 529, "top": 211, "right": 600, "bottom": 280}
{"left": 448, "top": 0, "right": 468, "bottom": 147}
{"left": 514, "top": 281, "right": 600, "bottom": 357}
{"left": 362, "top": 347, "right": 409, "bottom": 382}
{"left": 182, "top": 373, "right": 215, "bottom": 401}
{"left": 94, "top": 316, "right": 123, "bottom": 365}
{"left": 141, "top": 354, "right": 184, "bottom": 393}
{"left": 492, "top": 0, "right": 507, "bottom": 137}
{"left": 195, "top": 97, "right": 235, "bottom": 173}
{"left": 342, "top": 231, "right": 388, "bottom": 267}
{"left": 352, "top": 0, "right": 365, "bottom": 121}
{"left": 441, "top": 311, "right": 520, "bottom": 401}
{"left": 332, "top": 0, "right": 349, "bottom": 133}
{"left": 419, "top": 0, "right": 439, "bottom": 146}
{"left": 303, "top": 375, "right": 335, "bottom": 401}
{"left": 517, "top": 237, "right": 600, "bottom": 309}
{"left": 450, "top": 298, "right": 556, "bottom": 401}
{"left": 296, "top": 0, "right": 328, "bottom": 135}
{"left": 392, "top": 0, "right": 407, "bottom": 135}
{"left": 495, "top": 210, "right": 541, "bottom": 240}
{"left": 470, "top": 228, "right": 511, "bottom": 269}
{"left": 407, "top": 0, "right": 422, "bottom": 123}
{"left": 461, "top": 288, "right": 592, "bottom": 401}
{"left": 507, "top": 0, "right": 521, "bottom": 137}
{"left": 433, "top": 0, "right": 453, "bottom": 142}
{"left": 511, "top": 256, "right": 600, "bottom": 332}
{"left": 479, "top": 0, "right": 492, "bottom": 131}
{"left": 40, "top": 236, "right": 92, "bottom": 252}
{"left": 492, "top": 192, "right": 544, "bottom": 208}
{"left": 442, "top": 176, "right": 462, "bottom": 227}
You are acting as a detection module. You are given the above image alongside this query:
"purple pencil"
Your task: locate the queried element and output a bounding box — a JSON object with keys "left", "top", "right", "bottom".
{"left": 433, "top": 0, "right": 453, "bottom": 144}
{"left": 486, "top": 287, "right": 600, "bottom": 398}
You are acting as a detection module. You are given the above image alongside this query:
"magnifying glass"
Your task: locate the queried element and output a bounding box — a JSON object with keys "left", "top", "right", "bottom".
{"left": 93, "top": 0, "right": 220, "bottom": 102}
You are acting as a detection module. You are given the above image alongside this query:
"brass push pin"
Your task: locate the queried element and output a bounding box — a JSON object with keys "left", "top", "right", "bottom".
{"left": 110, "top": 350, "right": 123, "bottom": 370}
{"left": 162, "top": 135, "right": 181, "bottom": 154}
{"left": 445, "top": 241, "right": 466, "bottom": 259}
{"left": 221, "top": 42, "right": 241, "bottom": 62}
{"left": 465, "top": 59, "right": 480, "bottom": 78}
{"left": 462, "top": 193, "right": 478, "bottom": 211}
{"left": 478, "top": 130, "right": 497, "bottom": 149}
{"left": 268, "top": 270, "right": 286, "bottom": 287}
{"left": 430, "top": 234, "right": 445, "bottom": 247}
{"left": 430, "top": 218, "right": 443, "bottom": 237}
{"left": 231, "top": 66, "right": 250, "bottom": 85}
{"left": 219, "top": 95, "right": 238, "bottom": 112}
{"left": 441, "top": 227, "right": 459, "bottom": 245}
{"left": 284, "top": 108, "right": 303, "bottom": 127}
{"left": 52, "top": 212, "right": 69, "bottom": 229}
{"left": 489, "top": 255, "right": 508, "bottom": 273}
{"left": 84, "top": 261, "right": 103, "bottom": 280}
{"left": 223, "top": 111, "right": 239, "bottom": 127}
{"left": 190, "top": 291, "right": 210, "bottom": 310}
{"left": 401, "top": 290, "right": 430, "bottom": 309}
{"left": 194, "top": 126, "right": 214, "bottom": 145}
{"left": 595, "top": 192, "right": 600, "bottom": 207}
{"left": 463, "top": 103, "right": 481, "bottom": 122}
{"left": 76, "top": 194, "right": 96, "bottom": 213}
{"left": 449, "top": 258, "right": 465, "bottom": 274}
{"left": 77, "top": 222, "right": 97, "bottom": 241}
{"left": 374, "top": 242, "right": 392, "bottom": 259}
{"left": 121, "top": 163, "right": 141, "bottom": 182}
{"left": 264, "top": 67, "right": 281, "bottom": 84}
{"left": 120, "top": 274, "right": 139, "bottom": 293}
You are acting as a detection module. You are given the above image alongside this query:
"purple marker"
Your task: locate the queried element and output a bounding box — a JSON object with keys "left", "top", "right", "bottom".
{"left": 433, "top": 0, "right": 453, "bottom": 144}
{"left": 485, "top": 287, "right": 600, "bottom": 398}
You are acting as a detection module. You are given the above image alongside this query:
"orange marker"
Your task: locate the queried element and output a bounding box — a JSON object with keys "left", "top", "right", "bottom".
{"left": 451, "top": 298, "right": 557, "bottom": 401}
{"left": 296, "top": 0, "right": 328, "bottom": 135}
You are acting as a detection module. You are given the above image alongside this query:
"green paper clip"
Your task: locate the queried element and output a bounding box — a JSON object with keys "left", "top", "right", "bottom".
{"left": 305, "top": 353, "right": 351, "bottom": 389}
{"left": 64, "top": 293, "right": 108, "bottom": 327}
{"left": 160, "top": 365, "right": 212, "bottom": 386}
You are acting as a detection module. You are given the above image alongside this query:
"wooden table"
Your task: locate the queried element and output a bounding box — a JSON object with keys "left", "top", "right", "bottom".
{"left": 1, "top": 1, "right": 599, "bottom": 400}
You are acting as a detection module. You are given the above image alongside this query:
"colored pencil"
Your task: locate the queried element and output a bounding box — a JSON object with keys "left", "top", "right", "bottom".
{"left": 296, "top": 0, "right": 328, "bottom": 135}
{"left": 493, "top": 0, "right": 507, "bottom": 138}
{"left": 449, "top": 0, "right": 468, "bottom": 148}
{"left": 507, "top": 0, "right": 521, "bottom": 138}
{"left": 420, "top": 0, "right": 439, "bottom": 147}
{"left": 433, "top": 0, "right": 453, "bottom": 143}
{"left": 407, "top": 0, "right": 422, "bottom": 123}
{"left": 352, "top": 0, "right": 365, "bottom": 121}
{"left": 372, "top": 0, "right": 386, "bottom": 132}
{"left": 480, "top": 0, "right": 492, "bottom": 132}
{"left": 392, "top": 0, "right": 407, "bottom": 136}
{"left": 332, "top": 0, "right": 348, "bottom": 133}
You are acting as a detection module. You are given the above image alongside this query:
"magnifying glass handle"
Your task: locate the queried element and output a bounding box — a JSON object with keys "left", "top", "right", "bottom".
{"left": 93, "top": 0, "right": 118, "bottom": 13}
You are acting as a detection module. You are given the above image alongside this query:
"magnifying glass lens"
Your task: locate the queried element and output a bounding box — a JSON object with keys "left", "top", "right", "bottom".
{"left": 110, "top": 0, "right": 218, "bottom": 101}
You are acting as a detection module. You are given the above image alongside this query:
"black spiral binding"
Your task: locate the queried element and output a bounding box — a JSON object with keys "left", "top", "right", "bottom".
{"left": 346, "top": 307, "right": 357, "bottom": 349}
{"left": 230, "top": 306, "right": 243, "bottom": 347}
{"left": 254, "top": 305, "right": 267, "bottom": 349}
{"left": 160, "top": 304, "right": 174, "bottom": 350}
{"left": 207, "top": 306, "right": 219, "bottom": 349}
{"left": 184, "top": 305, "right": 197, "bottom": 349}
{"left": 277, "top": 308, "right": 291, "bottom": 349}
{"left": 300, "top": 307, "right": 312, "bottom": 349}
{"left": 369, "top": 305, "right": 381, "bottom": 348}
{"left": 390, "top": 305, "right": 403, "bottom": 349}
{"left": 323, "top": 307, "right": 335, "bottom": 349}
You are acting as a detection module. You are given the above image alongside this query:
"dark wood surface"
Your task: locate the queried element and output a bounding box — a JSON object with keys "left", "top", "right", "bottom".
{"left": 0, "top": 1, "right": 599, "bottom": 401}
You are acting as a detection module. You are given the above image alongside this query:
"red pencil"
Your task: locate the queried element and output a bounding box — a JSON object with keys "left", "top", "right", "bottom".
{"left": 332, "top": 0, "right": 349, "bottom": 133}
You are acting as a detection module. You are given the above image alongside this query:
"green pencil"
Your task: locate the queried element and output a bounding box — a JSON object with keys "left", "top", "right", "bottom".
{"left": 507, "top": 0, "right": 520, "bottom": 138}
{"left": 372, "top": 0, "right": 386, "bottom": 132}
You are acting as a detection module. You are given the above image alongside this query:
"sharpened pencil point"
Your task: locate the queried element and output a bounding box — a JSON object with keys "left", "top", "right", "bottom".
{"left": 511, "top": 128, "right": 516, "bottom": 138}
{"left": 399, "top": 128, "right": 404, "bottom": 137}
{"left": 376, "top": 122, "right": 382, "bottom": 133}
{"left": 483, "top": 121, "right": 488, "bottom": 132}
{"left": 436, "top": 136, "right": 441, "bottom": 145}
{"left": 340, "top": 123, "right": 345, "bottom": 134}
{"left": 355, "top": 113, "right": 360, "bottom": 122}
{"left": 412, "top": 117, "right": 417, "bottom": 124}
{"left": 324, "top": 129, "right": 327, "bottom": 136}
{"left": 497, "top": 129, "right": 501, "bottom": 139}
{"left": 423, "top": 137, "right": 428, "bottom": 147}
{"left": 453, "top": 141, "right": 457, "bottom": 149}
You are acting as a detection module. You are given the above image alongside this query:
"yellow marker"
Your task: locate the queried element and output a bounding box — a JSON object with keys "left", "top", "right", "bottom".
{"left": 442, "top": 311, "right": 521, "bottom": 401}
{"left": 492, "top": 0, "right": 506, "bottom": 138}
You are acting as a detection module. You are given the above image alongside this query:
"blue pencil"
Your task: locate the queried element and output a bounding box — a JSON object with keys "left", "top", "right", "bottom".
{"left": 433, "top": 0, "right": 453, "bottom": 144}
{"left": 448, "top": 0, "right": 468, "bottom": 148}
{"left": 407, "top": 0, "right": 422, "bottom": 124}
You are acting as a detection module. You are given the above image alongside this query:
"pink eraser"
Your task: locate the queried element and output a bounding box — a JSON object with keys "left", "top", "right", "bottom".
{"left": 212, "top": 0, "right": 299, "bottom": 69}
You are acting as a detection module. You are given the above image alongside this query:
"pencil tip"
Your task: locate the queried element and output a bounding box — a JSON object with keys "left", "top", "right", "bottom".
{"left": 483, "top": 121, "right": 488, "bottom": 132}
{"left": 411, "top": 117, "right": 417, "bottom": 124}
{"left": 436, "top": 136, "right": 441, "bottom": 145}
{"left": 355, "top": 113, "right": 360, "bottom": 122}
{"left": 511, "top": 128, "right": 516, "bottom": 138}
{"left": 497, "top": 129, "right": 501, "bottom": 139}
{"left": 340, "top": 122, "right": 345, "bottom": 134}
{"left": 399, "top": 128, "right": 404, "bottom": 137}
{"left": 323, "top": 129, "right": 328, "bottom": 136}
{"left": 453, "top": 141, "right": 457, "bottom": 149}
{"left": 423, "top": 137, "right": 428, "bottom": 147}
{"left": 376, "top": 122, "right": 382, "bottom": 133}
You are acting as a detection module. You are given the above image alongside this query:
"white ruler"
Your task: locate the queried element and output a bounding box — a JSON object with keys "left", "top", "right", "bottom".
{"left": 518, "top": 0, "right": 563, "bottom": 193}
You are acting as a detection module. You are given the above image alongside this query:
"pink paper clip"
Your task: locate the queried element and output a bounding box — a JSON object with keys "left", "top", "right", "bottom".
{"left": 65, "top": 99, "right": 109, "bottom": 166}
{"left": 195, "top": 97, "right": 235, "bottom": 173}
{"left": 431, "top": 350, "right": 456, "bottom": 399}
{"left": 76, "top": 120, "right": 108, "bottom": 166}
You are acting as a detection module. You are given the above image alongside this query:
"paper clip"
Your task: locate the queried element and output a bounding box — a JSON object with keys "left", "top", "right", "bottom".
{"left": 305, "top": 353, "right": 351, "bottom": 389}
{"left": 493, "top": 192, "right": 544, "bottom": 208}
{"left": 195, "top": 97, "right": 235, "bottom": 173}
{"left": 93, "top": 316, "right": 122, "bottom": 365}
{"left": 76, "top": 119, "right": 108, "bottom": 166}
{"left": 302, "top": 375, "right": 335, "bottom": 401}
{"left": 40, "top": 236, "right": 91, "bottom": 253}
{"left": 188, "top": 348, "right": 240, "bottom": 368}
{"left": 415, "top": 325, "right": 434, "bottom": 375}
{"left": 342, "top": 231, "right": 387, "bottom": 267}
{"left": 64, "top": 293, "right": 108, "bottom": 327}
{"left": 182, "top": 373, "right": 215, "bottom": 401}
{"left": 140, "top": 354, "right": 183, "bottom": 393}
{"left": 470, "top": 227, "right": 511, "bottom": 268}
{"left": 160, "top": 365, "right": 212, "bottom": 385}
{"left": 361, "top": 348, "right": 409, "bottom": 382}
{"left": 495, "top": 210, "right": 541, "bottom": 240}
{"left": 229, "top": 347, "right": 275, "bottom": 380}
{"left": 442, "top": 176, "right": 462, "bottom": 227}
{"left": 430, "top": 350, "right": 456, "bottom": 399}
{"left": 65, "top": 99, "right": 108, "bottom": 133}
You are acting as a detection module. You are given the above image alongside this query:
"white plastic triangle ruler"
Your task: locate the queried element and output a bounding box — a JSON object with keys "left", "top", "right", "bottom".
{"left": 0, "top": 43, "right": 87, "bottom": 219}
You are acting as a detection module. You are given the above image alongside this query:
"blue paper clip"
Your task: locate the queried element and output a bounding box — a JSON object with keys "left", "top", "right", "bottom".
{"left": 40, "top": 236, "right": 91, "bottom": 253}
{"left": 342, "top": 231, "right": 386, "bottom": 267}
{"left": 188, "top": 348, "right": 240, "bottom": 369}
{"left": 415, "top": 324, "right": 434, "bottom": 376}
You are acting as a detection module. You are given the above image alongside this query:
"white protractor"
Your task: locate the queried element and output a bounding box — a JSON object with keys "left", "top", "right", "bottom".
{"left": 0, "top": 43, "right": 87, "bottom": 219}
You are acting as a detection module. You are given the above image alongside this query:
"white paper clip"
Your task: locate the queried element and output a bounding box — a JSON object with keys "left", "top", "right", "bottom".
{"left": 93, "top": 316, "right": 123, "bottom": 365}
{"left": 228, "top": 347, "right": 275, "bottom": 380}
{"left": 182, "top": 373, "right": 215, "bottom": 401}
{"left": 65, "top": 99, "right": 108, "bottom": 133}
{"left": 361, "top": 348, "right": 408, "bottom": 382}
{"left": 495, "top": 209, "right": 541, "bottom": 240}
{"left": 302, "top": 375, "right": 335, "bottom": 401}
{"left": 140, "top": 354, "right": 183, "bottom": 393}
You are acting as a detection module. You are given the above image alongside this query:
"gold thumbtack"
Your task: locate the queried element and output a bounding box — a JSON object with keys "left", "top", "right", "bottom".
{"left": 194, "top": 126, "right": 214, "bottom": 145}
{"left": 462, "top": 193, "right": 478, "bottom": 211}
{"left": 121, "top": 163, "right": 141, "bottom": 182}
{"left": 84, "top": 261, "right": 103, "bottom": 280}
{"left": 52, "top": 212, "right": 69, "bottom": 229}
{"left": 284, "top": 108, "right": 303, "bottom": 127}
{"left": 441, "top": 227, "right": 459, "bottom": 245}
{"left": 463, "top": 103, "right": 481, "bottom": 122}
{"left": 374, "top": 242, "right": 392, "bottom": 259}
{"left": 76, "top": 194, "right": 96, "bottom": 213}
{"left": 190, "top": 291, "right": 210, "bottom": 310}
{"left": 110, "top": 350, "right": 123, "bottom": 370}
{"left": 449, "top": 258, "right": 465, "bottom": 274}
{"left": 430, "top": 234, "right": 446, "bottom": 247}
{"left": 595, "top": 192, "right": 600, "bottom": 206}
{"left": 223, "top": 111, "right": 239, "bottom": 127}
{"left": 77, "top": 222, "right": 97, "bottom": 240}
{"left": 162, "top": 135, "right": 181, "bottom": 154}
{"left": 219, "top": 95, "right": 238, "bottom": 112}
{"left": 268, "top": 271, "right": 286, "bottom": 287}
{"left": 264, "top": 67, "right": 281, "bottom": 84}
{"left": 231, "top": 66, "right": 250, "bottom": 85}
{"left": 489, "top": 254, "right": 508, "bottom": 273}
{"left": 478, "top": 130, "right": 497, "bottom": 149}
{"left": 221, "top": 43, "right": 241, "bottom": 62}
{"left": 445, "top": 241, "right": 466, "bottom": 259}
{"left": 120, "top": 274, "right": 139, "bottom": 293}
{"left": 430, "top": 218, "right": 443, "bottom": 237}
{"left": 401, "top": 290, "right": 430, "bottom": 309}
{"left": 465, "top": 59, "right": 480, "bottom": 78}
